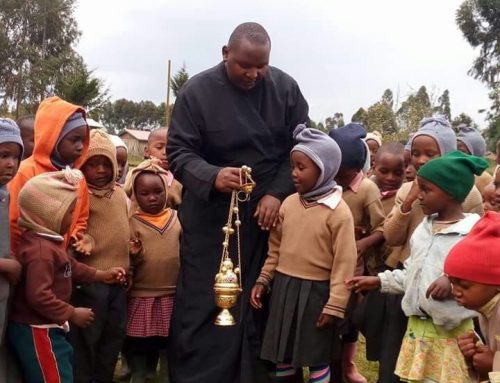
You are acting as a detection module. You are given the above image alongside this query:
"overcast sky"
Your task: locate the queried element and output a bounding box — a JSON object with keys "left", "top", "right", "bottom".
{"left": 75, "top": 0, "right": 491, "bottom": 128}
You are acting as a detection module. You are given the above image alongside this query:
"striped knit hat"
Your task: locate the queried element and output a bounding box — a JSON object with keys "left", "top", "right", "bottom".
{"left": 18, "top": 168, "right": 83, "bottom": 237}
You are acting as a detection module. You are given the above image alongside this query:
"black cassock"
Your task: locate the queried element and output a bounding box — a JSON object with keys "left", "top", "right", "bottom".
{"left": 167, "top": 62, "right": 309, "bottom": 383}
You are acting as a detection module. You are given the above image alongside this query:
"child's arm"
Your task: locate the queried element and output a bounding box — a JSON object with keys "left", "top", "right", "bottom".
{"left": 323, "top": 212, "right": 358, "bottom": 320}
{"left": 384, "top": 181, "right": 418, "bottom": 247}
{"left": 7, "top": 171, "right": 29, "bottom": 255}
{"left": 250, "top": 206, "right": 284, "bottom": 309}
{"left": 69, "top": 257, "right": 126, "bottom": 285}
{"left": 357, "top": 186, "right": 386, "bottom": 255}
{"left": 426, "top": 275, "right": 452, "bottom": 300}
{"left": 0, "top": 258, "right": 22, "bottom": 285}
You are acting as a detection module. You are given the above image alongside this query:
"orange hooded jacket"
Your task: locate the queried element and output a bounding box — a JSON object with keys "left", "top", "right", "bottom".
{"left": 8, "top": 96, "right": 90, "bottom": 255}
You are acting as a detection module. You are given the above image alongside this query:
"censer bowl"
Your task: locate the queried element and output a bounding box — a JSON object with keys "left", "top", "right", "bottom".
{"left": 214, "top": 282, "right": 241, "bottom": 326}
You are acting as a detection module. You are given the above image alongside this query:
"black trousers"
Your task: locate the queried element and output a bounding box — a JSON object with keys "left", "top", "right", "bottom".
{"left": 69, "top": 283, "right": 127, "bottom": 383}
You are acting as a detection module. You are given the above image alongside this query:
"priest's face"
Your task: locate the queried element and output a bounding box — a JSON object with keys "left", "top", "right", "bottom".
{"left": 222, "top": 38, "right": 270, "bottom": 91}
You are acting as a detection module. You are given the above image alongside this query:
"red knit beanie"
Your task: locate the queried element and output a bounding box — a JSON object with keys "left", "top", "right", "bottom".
{"left": 444, "top": 211, "right": 500, "bottom": 285}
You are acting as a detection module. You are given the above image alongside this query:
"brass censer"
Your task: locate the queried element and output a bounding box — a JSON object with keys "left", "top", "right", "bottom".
{"left": 214, "top": 166, "right": 256, "bottom": 326}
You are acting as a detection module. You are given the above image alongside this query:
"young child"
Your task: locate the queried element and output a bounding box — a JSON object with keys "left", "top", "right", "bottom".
{"left": 457, "top": 124, "right": 492, "bottom": 194}
{"left": 361, "top": 142, "right": 408, "bottom": 383}
{"left": 8, "top": 96, "right": 91, "bottom": 256}
{"left": 348, "top": 150, "right": 489, "bottom": 383}
{"left": 251, "top": 124, "right": 357, "bottom": 383}
{"left": 0, "top": 118, "right": 23, "bottom": 382}
{"left": 69, "top": 130, "right": 130, "bottom": 383}
{"left": 365, "top": 130, "right": 382, "bottom": 173}
{"left": 384, "top": 116, "right": 484, "bottom": 264}
{"left": 7, "top": 168, "right": 125, "bottom": 382}
{"left": 124, "top": 159, "right": 181, "bottom": 382}
{"left": 403, "top": 137, "right": 416, "bottom": 183}
{"left": 482, "top": 182, "right": 498, "bottom": 213}
{"left": 444, "top": 212, "right": 500, "bottom": 383}
{"left": 110, "top": 134, "right": 128, "bottom": 184}
{"left": 16, "top": 115, "right": 34, "bottom": 160}
{"left": 329, "top": 123, "right": 385, "bottom": 383}
{"left": 144, "top": 127, "right": 182, "bottom": 208}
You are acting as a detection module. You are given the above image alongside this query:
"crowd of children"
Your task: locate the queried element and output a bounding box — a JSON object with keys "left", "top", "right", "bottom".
{"left": 0, "top": 95, "right": 499, "bottom": 383}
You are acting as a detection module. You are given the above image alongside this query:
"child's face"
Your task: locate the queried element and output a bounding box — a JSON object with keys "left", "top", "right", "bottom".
{"left": 449, "top": 277, "right": 499, "bottom": 311}
{"left": 55, "top": 126, "right": 87, "bottom": 164}
{"left": 493, "top": 169, "right": 500, "bottom": 207}
{"left": 145, "top": 129, "right": 168, "bottom": 170}
{"left": 116, "top": 147, "right": 128, "bottom": 180}
{"left": 482, "top": 183, "right": 499, "bottom": 213}
{"left": 335, "top": 167, "right": 359, "bottom": 189}
{"left": 0, "top": 143, "right": 21, "bottom": 186}
{"left": 60, "top": 200, "right": 76, "bottom": 235}
{"left": 411, "top": 135, "right": 440, "bottom": 171}
{"left": 404, "top": 150, "right": 416, "bottom": 182}
{"left": 366, "top": 139, "right": 379, "bottom": 168}
{"left": 19, "top": 119, "right": 34, "bottom": 159}
{"left": 417, "top": 176, "right": 455, "bottom": 216}
{"left": 374, "top": 152, "right": 405, "bottom": 192}
{"left": 456, "top": 140, "right": 471, "bottom": 155}
{"left": 290, "top": 151, "right": 320, "bottom": 194}
{"left": 134, "top": 172, "right": 167, "bottom": 214}
{"left": 81, "top": 155, "right": 114, "bottom": 188}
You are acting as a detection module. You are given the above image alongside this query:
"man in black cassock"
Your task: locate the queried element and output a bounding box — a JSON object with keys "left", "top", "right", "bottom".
{"left": 167, "top": 22, "right": 309, "bottom": 383}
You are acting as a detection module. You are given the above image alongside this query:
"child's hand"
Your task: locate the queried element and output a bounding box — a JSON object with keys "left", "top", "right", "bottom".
{"left": 129, "top": 237, "right": 142, "bottom": 256}
{"left": 0, "top": 258, "right": 22, "bottom": 285}
{"left": 96, "top": 267, "right": 127, "bottom": 284}
{"left": 426, "top": 275, "right": 452, "bottom": 300}
{"left": 70, "top": 307, "right": 95, "bottom": 328}
{"left": 472, "top": 345, "right": 495, "bottom": 375}
{"left": 458, "top": 331, "right": 479, "bottom": 361}
{"left": 316, "top": 313, "right": 337, "bottom": 329}
{"left": 402, "top": 179, "right": 420, "bottom": 213}
{"left": 356, "top": 238, "right": 370, "bottom": 257}
{"left": 72, "top": 233, "right": 93, "bottom": 256}
{"left": 345, "top": 276, "right": 381, "bottom": 293}
{"left": 250, "top": 283, "right": 267, "bottom": 309}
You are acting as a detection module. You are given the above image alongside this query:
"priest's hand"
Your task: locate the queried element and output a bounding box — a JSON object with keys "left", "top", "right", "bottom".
{"left": 254, "top": 195, "right": 280, "bottom": 230}
{"left": 214, "top": 167, "right": 241, "bottom": 193}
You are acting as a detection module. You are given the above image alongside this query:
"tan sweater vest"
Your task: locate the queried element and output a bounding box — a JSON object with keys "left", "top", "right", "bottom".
{"left": 258, "top": 193, "right": 357, "bottom": 318}
{"left": 83, "top": 187, "right": 130, "bottom": 271}
{"left": 384, "top": 181, "right": 484, "bottom": 263}
{"left": 129, "top": 210, "right": 181, "bottom": 297}
{"left": 475, "top": 170, "right": 493, "bottom": 194}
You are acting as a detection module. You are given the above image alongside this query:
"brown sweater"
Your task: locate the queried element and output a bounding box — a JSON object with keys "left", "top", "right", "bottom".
{"left": 83, "top": 187, "right": 130, "bottom": 271}
{"left": 475, "top": 170, "right": 493, "bottom": 194}
{"left": 342, "top": 177, "right": 385, "bottom": 239}
{"left": 129, "top": 209, "right": 181, "bottom": 297}
{"left": 478, "top": 294, "right": 500, "bottom": 373}
{"left": 10, "top": 231, "right": 96, "bottom": 325}
{"left": 257, "top": 193, "right": 357, "bottom": 318}
{"left": 384, "top": 181, "right": 484, "bottom": 263}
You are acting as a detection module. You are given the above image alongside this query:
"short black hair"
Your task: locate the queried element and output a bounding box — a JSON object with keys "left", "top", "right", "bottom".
{"left": 227, "top": 22, "right": 271, "bottom": 49}
{"left": 375, "top": 142, "right": 405, "bottom": 162}
{"left": 147, "top": 127, "right": 168, "bottom": 145}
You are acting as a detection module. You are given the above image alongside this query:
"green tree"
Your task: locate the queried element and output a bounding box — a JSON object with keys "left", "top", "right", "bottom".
{"left": 451, "top": 112, "right": 478, "bottom": 129}
{"left": 171, "top": 65, "right": 190, "bottom": 98}
{"left": 101, "top": 99, "right": 166, "bottom": 133}
{"left": 434, "top": 89, "right": 451, "bottom": 120}
{"left": 397, "top": 86, "right": 432, "bottom": 132}
{"left": 325, "top": 113, "right": 344, "bottom": 130}
{"left": 351, "top": 107, "right": 368, "bottom": 125}
{"left": 0, "top": 0, "right": 81, "bottom": 116}
{"left": 366, "top": 101, "right": 398, "bottom": 135}
{"left": 456, "top": 0, "right": 499, "bottom": 88}
{"left": 54, "top": 59, "right": 109, "bottom": 119}
{"left": 381, "top": 89, "right": 394, "bottom": 108}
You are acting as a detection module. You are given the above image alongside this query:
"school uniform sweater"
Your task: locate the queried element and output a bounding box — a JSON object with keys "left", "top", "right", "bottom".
{"left": 81, "top": 186, "right": 130, "bottom": 271}
{"left": 384, "top": 181, "right": 484, "bottom": 263}
{"left": 478, "top": 293, "right": 500, "bottom": 374}
{"left": 10, "top": 231, "right": 96, "bottom": 325}
{"left": 128, "top": 209, "right": 181, "bottom": 297}
{"left": 257, "top": 193, "right": 357, "bottom": 318}
{"left": 475, "top": 170, "right": 493, "bottom": 194}
{"left": 379, "top": 214, "right": 479, "bottom": 330}
{"left": 342, "top": 177, "right": 385, "bottom": 239}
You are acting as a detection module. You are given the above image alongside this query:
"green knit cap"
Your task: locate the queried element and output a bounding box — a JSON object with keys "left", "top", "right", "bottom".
{"left": 417, "top": 150, "right": 489, "bottom": 202}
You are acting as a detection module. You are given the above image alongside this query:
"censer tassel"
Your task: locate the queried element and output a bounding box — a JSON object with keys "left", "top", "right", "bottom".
{"left": 213, "top": 166, "right": 255, "bottom": 326}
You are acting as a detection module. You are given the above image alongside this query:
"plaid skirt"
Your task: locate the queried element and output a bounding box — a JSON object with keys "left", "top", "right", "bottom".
{"left": 127, "top": 295, "right": 174, "bottom": 338}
